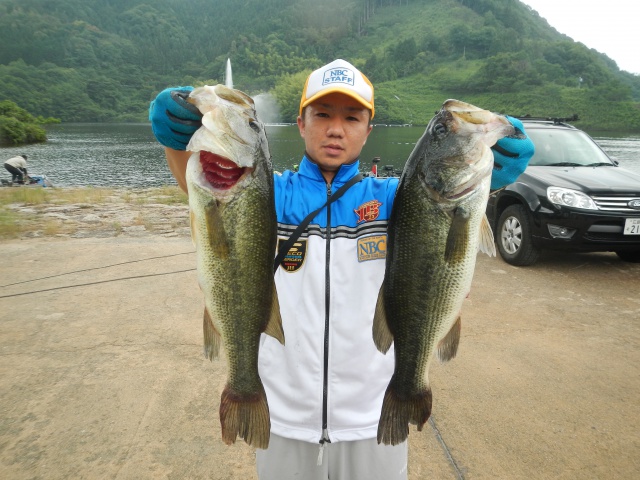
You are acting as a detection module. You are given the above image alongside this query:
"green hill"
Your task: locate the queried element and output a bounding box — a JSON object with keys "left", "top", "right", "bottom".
{"left": 1, "top": 0, "right": 639, "bottom": 131}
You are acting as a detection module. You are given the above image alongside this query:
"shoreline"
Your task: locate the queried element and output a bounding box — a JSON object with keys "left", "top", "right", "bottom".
{"left": 0, "top": 185, "right": 190, "bottom": 241}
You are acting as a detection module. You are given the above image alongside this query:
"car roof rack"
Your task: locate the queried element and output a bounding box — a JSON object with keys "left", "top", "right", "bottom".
{"left": 515, "top": 114, "right": 579, "bottom": 125}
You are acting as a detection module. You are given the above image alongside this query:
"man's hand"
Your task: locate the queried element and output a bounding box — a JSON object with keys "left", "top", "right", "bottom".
{"left": 490, "top": 116, "right": 535, "bottom": 190}
{"left": 149, "top": 86, "right": 202, "bottom": 151}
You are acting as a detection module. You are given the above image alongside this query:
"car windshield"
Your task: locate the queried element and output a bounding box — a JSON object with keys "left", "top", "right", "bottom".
{"left": 526, "top": 127, "right": 614, "bottom": 167}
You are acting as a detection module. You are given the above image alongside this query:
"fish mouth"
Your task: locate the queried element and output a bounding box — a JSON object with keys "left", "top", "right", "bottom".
{"left": 199, "top": 151, "right": 250, "bottom": 190}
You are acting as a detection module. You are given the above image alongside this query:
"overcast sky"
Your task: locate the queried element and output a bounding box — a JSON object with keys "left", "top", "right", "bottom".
{"left": 521, "top": 0, "right": 639, "bottom": 75}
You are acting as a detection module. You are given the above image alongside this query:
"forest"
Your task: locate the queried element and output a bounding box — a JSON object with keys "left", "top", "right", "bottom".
{"left": 1, "top": 0, "right": 639, "bottom": 130}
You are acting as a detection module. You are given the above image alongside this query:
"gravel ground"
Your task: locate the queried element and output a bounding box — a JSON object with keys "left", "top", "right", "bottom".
{"left": 1, "top": 188, "right": 639, "bottom": 479}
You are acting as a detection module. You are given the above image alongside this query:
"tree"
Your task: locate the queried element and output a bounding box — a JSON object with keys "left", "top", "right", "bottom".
{"left": 0, "top": 100, "right": 52, "bottom": 146}
{"left": 272, "top": 69, "right": 312, "bottom": 123}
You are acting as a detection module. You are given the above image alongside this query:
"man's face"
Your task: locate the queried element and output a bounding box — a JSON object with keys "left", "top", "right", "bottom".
{"left": 297, "top": 92, "right": 373, "bottom": 181}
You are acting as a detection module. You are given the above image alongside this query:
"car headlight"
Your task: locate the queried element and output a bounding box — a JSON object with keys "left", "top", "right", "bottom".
{"left": 547, "top": 187, "right": 598, "bottom": 210}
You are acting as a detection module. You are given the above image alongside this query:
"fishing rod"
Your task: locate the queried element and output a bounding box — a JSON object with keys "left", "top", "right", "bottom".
{"left": 0, "top": 251, "right": 195, "bottom": 288}
{"left": 0, "top": 268, "right": 196, "bottom": 299}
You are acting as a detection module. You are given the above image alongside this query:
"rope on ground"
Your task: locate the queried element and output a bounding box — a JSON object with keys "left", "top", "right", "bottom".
{"left": 429, "top": 416, "right": 465, "bottom": 480}
{"left": 0, "top": 251, "right": 196, "bottom": 288}
{"left": 0, "top": 268, "right": 196, "bottom": 299}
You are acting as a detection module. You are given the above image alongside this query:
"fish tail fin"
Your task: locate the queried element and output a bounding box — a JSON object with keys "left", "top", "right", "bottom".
{"left": 203, "top": 307, "right": 221, "bottom": 360}
{"left": 219, "top": 384, "right": 271, "bottom": 449}
{"left": 437, "top": 316, "right": 462, "bottom": 363}
{"left": 377, "top": 378, "right": 432, "bottom": 446}
{"left": 263, "top": 282, "right": 285, "bottom": 345}
{"left": 478, "top": 214, "right": 496, "bottom": 257}
{"left": 373, "top": 283, "right": 394, "bottom": 353}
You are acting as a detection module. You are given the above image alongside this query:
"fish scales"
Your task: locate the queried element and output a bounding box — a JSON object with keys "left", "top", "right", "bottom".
{"left": 374, "top": 99, "right": 514, "bottom": 445}
{"left": 186, "top": 85, "right": 284, "bottom": 449}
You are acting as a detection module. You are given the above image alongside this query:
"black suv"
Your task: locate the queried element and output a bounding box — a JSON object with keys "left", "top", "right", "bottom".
{"left": 486, "top": 118, "right": 640, "bottom": 266}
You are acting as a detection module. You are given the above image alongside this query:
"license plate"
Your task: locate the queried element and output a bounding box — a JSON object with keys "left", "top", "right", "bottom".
{"left": 624, "top": 218, "right": 640, "bottom": 235}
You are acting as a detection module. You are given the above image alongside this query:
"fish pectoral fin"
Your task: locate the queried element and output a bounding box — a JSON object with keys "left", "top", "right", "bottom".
{"left": 263, "top": 282, "right": 285, "bottom": 345}
{"left": 373, "top": 283, "right": 394, "bottom": 354}
{"left": 478, "top": 214, "right": 496, "bottom": 257}
{"left": 437, "top": 316, "right": 462, "bottom": 363}
{"left": 444, "top": 207, "right": 470, "bottom": 263}
{"left": 203, "top": 307, "right": 222, "bottom": 360}
{"left": 204, "top": 201, "right": 230, "bottom": 258}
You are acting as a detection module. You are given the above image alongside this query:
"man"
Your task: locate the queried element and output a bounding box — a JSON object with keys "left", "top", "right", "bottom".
{"left": 3, "top": 154, "right": 28, "bottom": 184}
{"left": 149, "top": 59, "right": 534, "bottom": 479}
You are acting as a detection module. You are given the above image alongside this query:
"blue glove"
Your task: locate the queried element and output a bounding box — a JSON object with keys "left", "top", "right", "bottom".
{"left": 490, "top": 116, "right": 535, "bottom": 190}
{"left": 149, "top": 86, "right": 202, "bottom": 150}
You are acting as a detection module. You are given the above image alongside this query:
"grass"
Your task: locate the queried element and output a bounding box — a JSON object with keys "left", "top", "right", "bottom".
{"left": 0, "top": 186, "right": 110, "bottom": 207}
{"left": 0, "top": 186, "right": 188, "bottom": 208}
{"left": 150, "top": 185, "right": 189, "bottom": 205}
{"left": 0, "top": 209, "right": 22, "bottom": 238}
{"left": 0, "top": 207, "right": 62, "bottom": 238}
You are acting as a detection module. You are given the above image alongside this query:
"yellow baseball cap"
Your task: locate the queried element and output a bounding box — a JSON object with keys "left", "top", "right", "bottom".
{"left": 299, "top": 59, "right": 375, "bottom": 118}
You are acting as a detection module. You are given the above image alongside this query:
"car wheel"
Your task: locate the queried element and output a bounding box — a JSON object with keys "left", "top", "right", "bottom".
{"left": 615, "top": 251, "right": 640, "bottom": 263}
{"left": 496, "top": 204, "right": 540, "bottom": 266}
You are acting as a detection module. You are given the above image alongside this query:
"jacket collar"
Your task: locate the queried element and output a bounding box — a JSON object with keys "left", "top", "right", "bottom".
{"left": 298, "top": 155, "right": 361, "bottom": 187}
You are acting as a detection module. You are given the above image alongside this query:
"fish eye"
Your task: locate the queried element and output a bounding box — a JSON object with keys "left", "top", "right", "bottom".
{"left": 249, "top": 120, "right": 260, "bottom": 132}
{"left": 433, "top": 123, "right": 447, "bottom": 135}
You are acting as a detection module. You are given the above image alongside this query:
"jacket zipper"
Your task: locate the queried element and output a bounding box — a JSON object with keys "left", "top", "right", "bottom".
{"left": 318, "top": 181, "right": 332, "bottom": 464}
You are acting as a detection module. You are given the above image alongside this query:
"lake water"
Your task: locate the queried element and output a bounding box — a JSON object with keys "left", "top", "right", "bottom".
{"left": 2, "top": 123, "right": 640, "bottom": 187}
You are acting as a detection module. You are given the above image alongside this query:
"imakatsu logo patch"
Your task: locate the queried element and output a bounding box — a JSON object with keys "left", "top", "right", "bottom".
{"left": 354, "top": 200, "right": 382, "bottom": 224}
{"left": 357, "top": 235, "right": 387, "bottom": 262}
{"left": 323, "top": 67, "right": 355, "bottom": 87}
{"left": 277, "top": 239, "right": 307, "bottom": 272}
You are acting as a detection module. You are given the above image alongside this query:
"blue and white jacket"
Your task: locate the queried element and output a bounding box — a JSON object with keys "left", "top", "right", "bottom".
{"left": 258, "top": 156, "right": 399, "bottom": 444}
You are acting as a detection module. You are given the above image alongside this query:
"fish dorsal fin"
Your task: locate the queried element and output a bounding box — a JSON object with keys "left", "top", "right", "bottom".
{"left": 263, "top": 282, "right": 285, "bottom": 345}
{"left": 444, "top": 207, "right": 470, "bottom": 263}
{"left": 437, "top": 316, "right": 461, "bottom": 363}
{"left": 373, "top": 283, "right": 394, "bottom": 354}
{"left": 203, "top": 307, "right": 221, "bottom": 360}
{"left": 204, "top": 201, "right": 230, "bottom": 258}
{"left": 478, "top": 214, "right": 496, "bottom": 257}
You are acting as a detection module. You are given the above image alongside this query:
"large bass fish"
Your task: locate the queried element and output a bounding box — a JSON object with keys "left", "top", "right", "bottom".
{"left": 186, "top": 85, "right": 284, "bottom": 449}
{"left": 374, "top": 99, "right": 514, "bottom": 445}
